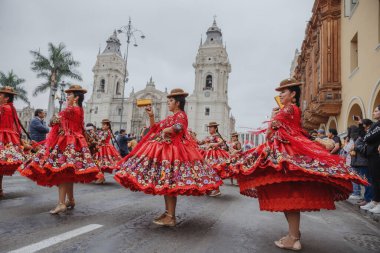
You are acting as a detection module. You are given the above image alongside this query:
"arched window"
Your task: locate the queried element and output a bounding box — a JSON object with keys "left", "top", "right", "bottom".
{"left": 205, "top": 75, "right": 212, "bottom": 90}
{"left": 99, "top": 79, "right": 105, "bottom": 92}
{"left": 116, "top": 81, "right": 121, "bottom": 95}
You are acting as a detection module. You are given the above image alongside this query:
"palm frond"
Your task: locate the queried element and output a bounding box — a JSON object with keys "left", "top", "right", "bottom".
{"left": 33, "top": 82, "right": 50, "bottom": 96}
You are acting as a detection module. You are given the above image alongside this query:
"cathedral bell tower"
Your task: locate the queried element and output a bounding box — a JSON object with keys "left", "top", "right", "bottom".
{"left": 85, "top": 31, "right": 128, "bottom": 129}
{"left": 187, "top": 18, "right": 234, "bottom": 139}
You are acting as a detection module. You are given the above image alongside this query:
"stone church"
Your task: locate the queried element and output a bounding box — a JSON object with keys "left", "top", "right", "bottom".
{"left": 85, "top": 19, "right": 235, "bottom": 138}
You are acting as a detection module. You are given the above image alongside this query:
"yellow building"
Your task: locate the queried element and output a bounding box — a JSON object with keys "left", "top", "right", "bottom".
{"left": 325, "top": 0, "right": 380, "bottom": 133}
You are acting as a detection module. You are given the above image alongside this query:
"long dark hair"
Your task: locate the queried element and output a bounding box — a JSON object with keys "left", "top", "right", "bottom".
{"left": 73, "top": 91, "right": 84, "bottom": 107}
{"left": 173, "top": 95, "right": 186, "bottom": 111}
{"left": 288, "top": 86, "right": 301, "bottom": 107}
{"left": 211, "top": 126, "right": 229, "bottom": 151}
{"left": 3, "top": 93, "right": 14, "bottom": 103}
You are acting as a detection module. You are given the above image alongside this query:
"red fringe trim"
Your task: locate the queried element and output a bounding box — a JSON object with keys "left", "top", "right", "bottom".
{"left": 0, "top": 163, "right": 21, "bottom": 176}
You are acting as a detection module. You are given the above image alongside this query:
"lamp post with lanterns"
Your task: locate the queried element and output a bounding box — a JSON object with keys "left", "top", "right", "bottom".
{"left": 58, "top": 81, "right": 66, "bottom": 112}
{"left": 117, "top": 17, "right": 146, "bottom": 131}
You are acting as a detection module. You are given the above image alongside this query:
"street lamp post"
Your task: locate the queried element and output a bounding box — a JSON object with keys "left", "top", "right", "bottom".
{"left": 58, "top": 81, "right": 66, "bottom": 112}
{"left": 117, "top": 17, "right": 145, "bottom": 131}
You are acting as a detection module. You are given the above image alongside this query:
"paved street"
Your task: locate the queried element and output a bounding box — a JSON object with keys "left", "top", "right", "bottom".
{"left": 1, "top": 174, "right": 380, "bottom": 253}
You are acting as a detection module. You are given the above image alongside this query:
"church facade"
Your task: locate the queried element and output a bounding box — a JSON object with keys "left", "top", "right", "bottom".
{"left": 123, "top": 78, "right": 169, "bottom": 134}
{"left": 85, "top": 19, "right": 235, "bottom": 138}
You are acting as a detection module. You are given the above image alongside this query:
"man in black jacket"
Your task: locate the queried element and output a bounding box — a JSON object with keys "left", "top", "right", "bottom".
{"left": 116, "top": 129, "right": 132, "bottom": 157}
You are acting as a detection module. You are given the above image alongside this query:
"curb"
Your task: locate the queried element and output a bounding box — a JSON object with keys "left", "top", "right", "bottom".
{"left": 346, "top": 199, "right": 380, "bottom": 222}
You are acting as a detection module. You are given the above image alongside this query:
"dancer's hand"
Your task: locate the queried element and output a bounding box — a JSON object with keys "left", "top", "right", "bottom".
{"left": 271, "top": 107, "right": 280, "bottom": 118}
{"left": 145, "top": 105, "right": 154, "bottom": 118}
{"left": 161, "top": 127, "right": 172, "bottom": 139}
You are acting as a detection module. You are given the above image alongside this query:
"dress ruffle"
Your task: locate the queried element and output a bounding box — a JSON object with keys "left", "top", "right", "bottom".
{"left": 19, "top": 141, "right": 99, "bottom": 187}
{"left": 0, "top": 133, "right": 24, "bottom": 176}
{"left": 93, "top": 144, "right": 121, "bottom": 173}
{"left": 202, "top": 149, "right": 233, "bottom": 179}
{"left": 114, "top": 156, "right": 222, "bottom": 196}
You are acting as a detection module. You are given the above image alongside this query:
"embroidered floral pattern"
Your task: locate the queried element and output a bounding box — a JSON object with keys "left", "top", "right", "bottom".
{"left": 116, "top": 155, "right": 221, "bottom": 194}
{"left": 19, "top": 106, "right": 99, "bottom": 186}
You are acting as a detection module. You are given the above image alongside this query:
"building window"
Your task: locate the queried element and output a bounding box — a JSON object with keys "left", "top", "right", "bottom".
{"left": 205, "top": 107, "right": 210, "bottom": 116}
{"left": 116, "top": 81, "right": 121, "bottom": 95}
{"left": 118, "top": 107, "right": 122, "bottom": 115}
{"left": 98, "top": 79, "right": 105, "bottom": 92}
{"left": 350, "top": 33, "right": 358, "bottom": 72}
{"left": 205, "top": 75, "right": 212, "bottom": 90}
{"left": 95, "top": 106, "right": 98, "bottom": 114}
{"left": 344, "top": 0, "right": 359, "bottom": 17}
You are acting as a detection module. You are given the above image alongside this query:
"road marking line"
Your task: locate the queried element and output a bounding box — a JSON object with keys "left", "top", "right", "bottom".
{"left": 8, "top": 224, "right": 103, "bottom": 253}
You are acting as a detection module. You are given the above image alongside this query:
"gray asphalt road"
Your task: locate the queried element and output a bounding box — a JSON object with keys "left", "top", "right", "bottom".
{"left": 1, "top": 174, "right": 379, "bottom": 253}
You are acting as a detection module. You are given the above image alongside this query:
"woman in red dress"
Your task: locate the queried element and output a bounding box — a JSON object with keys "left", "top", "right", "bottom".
{"left": 198, "top": 122, "right": 231, "bottom": 197}
{"left": 94, "top": 119, "right": 121, "bottom": 184}
{"left": 228, "top": 132, "right": 242, "bottom": 185}
{"left": 114, "top": 88, "right": 222, "bottom": 226}
{"left": 0, "top": 86, "right": 25, "bottom": 197}
{"left": 19, "top": 85, "right": 99, "bottom": 214}
{"left": 231, "top": 78, "right": 367, "bottom": 250}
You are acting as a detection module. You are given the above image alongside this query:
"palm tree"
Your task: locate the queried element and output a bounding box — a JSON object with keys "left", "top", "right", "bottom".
{"left": 0, "top": 70, "right": 30, "bottom": 105}
{"left": 30, "top": 42, "right": 82, "bottom": 120}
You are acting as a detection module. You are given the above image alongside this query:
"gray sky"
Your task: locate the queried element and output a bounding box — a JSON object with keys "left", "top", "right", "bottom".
{"left": 0, "top": 0, "right": 314, "bottom": 130}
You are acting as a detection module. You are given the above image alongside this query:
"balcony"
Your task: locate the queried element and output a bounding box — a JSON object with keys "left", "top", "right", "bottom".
{"left": 302, "top": 89, "right": 341, "bottom": 129}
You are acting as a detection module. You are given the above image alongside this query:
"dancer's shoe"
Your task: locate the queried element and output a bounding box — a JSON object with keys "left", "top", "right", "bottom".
{"left": 49, "top": 203, "right": 67, "bottom": 214}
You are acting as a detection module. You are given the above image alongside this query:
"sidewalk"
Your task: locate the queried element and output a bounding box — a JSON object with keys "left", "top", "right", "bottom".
{"left": 346, "top": 199, "right": 380, "bottom": 222}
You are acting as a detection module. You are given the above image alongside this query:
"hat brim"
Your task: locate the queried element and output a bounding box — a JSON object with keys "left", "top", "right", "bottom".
{"left": 167, "top": 92, "right": 189, "bottom": 98}
{"left": 207, "top": 124, "right": 219, "bottom": 127}
{"left": 64, "top": 88, "right": 88, "bottom": 94}
{"left": 0, "top": 90, "right": 17, "bottom": 95}
{"left": 275, "top": 82, "right": 302, "bottom": 91}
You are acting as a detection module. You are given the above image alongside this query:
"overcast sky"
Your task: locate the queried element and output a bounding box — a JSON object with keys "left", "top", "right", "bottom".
{"left": 0, "top": 0, "right": 314, "bottom": 130}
